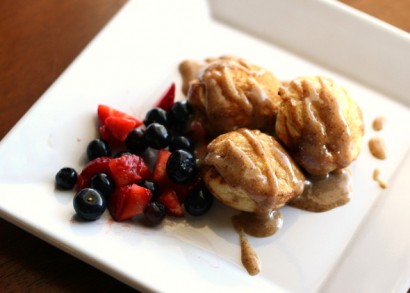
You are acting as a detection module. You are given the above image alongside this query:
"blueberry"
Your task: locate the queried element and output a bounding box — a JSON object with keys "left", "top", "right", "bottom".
{"left": 90, "top": 173, "right": 114, "bottom": 199}
{"left": 184, "top": 187, "right": 214, "bottom": 216}
{"left": 145, "top": 123, "right": 170, "bottom": 149}
{"left": 87, "top": 139, "right": 111, "bottom": 161}
{"left": 144, "top": 108, "right": 169, "bottom": 126}
{"left": 55, "top": 167, "right": 77, "bottom": 190}
{"left": 166, "top": 150, "right": 197, "bottom": 183}
{"left": 169, "top": 136, "right": 195, "bottom": 153}
{"left": 125, "top": 128, "right": 148, "bottom": 155}
{"left": 73, "top": 188, "right": 106, "bottom": 221}
{"left": 143, "top": 201, "right": 166, "bottom": 226}
{"left": 138, "top": 180, "right": 160, "bottom": 199}
{"left": 168, "top": 123, "right": 187, "bottom": 137}
{"left": 169, "top": 100, "right": 192, "bottom": 125}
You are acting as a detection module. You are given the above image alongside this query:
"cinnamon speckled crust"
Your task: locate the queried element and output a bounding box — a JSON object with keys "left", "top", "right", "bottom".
{"left": 202, "top": 129, "right": 305, "bottom": 213}
{"left": 179, "top": 56, "right": 282, "bottom": 137}
{"left": 275, "top": 76, "right": 364, "bottom": 175}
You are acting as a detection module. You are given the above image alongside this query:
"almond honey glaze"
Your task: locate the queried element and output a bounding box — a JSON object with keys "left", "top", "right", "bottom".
{"left": 236, "top": 228, "right": 261, "bottom": 276}
{"left": 289, "top": 168, "right": 352, "bottom": 212}
{"left": 232, "top": 167, "right": 352, "bottom": 275}
{"left": 232, "top": 168, "right": 352, "bottom": 237}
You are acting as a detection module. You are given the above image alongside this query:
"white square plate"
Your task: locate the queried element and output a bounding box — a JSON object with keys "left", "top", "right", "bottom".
{"left": 1, "top": 1, "right": 409, "bottom": 292}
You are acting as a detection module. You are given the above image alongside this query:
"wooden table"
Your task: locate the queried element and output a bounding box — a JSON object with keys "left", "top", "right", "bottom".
{"left": 1, "top": 0, "right": 409, "bottom": 292}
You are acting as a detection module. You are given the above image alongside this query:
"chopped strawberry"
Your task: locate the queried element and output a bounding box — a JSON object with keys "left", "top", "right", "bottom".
{"left": 104, "top": 116, "right": 138, "bottom": 142}
{"left": 157, "top": 189, "right": 184, "bottom": 217}
{"left": 109, "top": 154, "right": 151, "bottom": 187}
{"left": 97, "top": 105, "right": 143, "bottom": 145}
{"left": 98, "top": 124, "right": 120, "bottom": 147}
{"left": 76, "top": 156, "right": 112, "bottom": 190}
{"left": 155, "top": 83, "right": 175, "bottom": 112}
{"left": 150, "top": 149, "right": 173, "bottom": 186}
{"left": 109, "top": 184, "right": 152, "bottom": 221}
{"left": 97, "top": 104, "right": 142, "bottom": 126}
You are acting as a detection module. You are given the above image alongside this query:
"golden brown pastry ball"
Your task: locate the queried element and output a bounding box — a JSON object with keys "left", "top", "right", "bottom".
{"left": 202, "top": 128, "right": 305, "bottom": 213}
{"left": 275, "top": 76, "right": 364, "bottom": 175}
{"left": 179, "top": 56, "right": 282, "bottom": 137}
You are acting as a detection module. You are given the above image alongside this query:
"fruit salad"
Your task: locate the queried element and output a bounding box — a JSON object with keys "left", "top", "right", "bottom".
{"left": 55, "top": 83, "right": 213, "bottom": 226}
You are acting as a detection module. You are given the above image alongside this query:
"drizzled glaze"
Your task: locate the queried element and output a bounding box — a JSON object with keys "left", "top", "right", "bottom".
{"left": 289, "top": 168, "right": 352, "bottom": 212}
{"left": 204, "top": 129, "right": 305, "bottom": 215}
{"left": 232, "top": 209, "right": 283, "bottom": 238}
{"left": 276, "top": 76, "right": 364, "bottom": 176}
{"left": 232, "top": 167, "right": 352, "bottom": 275}
{"left": 236, "top": 227, "right": 261, "bottom": 276}
{"left": 182, "top": 57, "right": 282, "bottom": 136}
{"left": 198, "top": 60, "right": 271, "bottom": 112}
{"left": 373, "top": 168, "right": 388, "bottom": 189}
{"left": 372, "top": 116, "right": 386, "bottom": 131}
{"left": 368, "top": 137, "right": 386, "bottom": 160}
{"left": 238, "top": 129, "right": 279, "bottom": 208}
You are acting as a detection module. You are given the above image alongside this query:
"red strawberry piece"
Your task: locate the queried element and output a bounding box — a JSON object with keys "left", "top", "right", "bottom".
{"left": 98, "top": 124, "right": 121, "bottom": 147}
{"left": 150, "top": 149, "right": 173, "bottom": 186}
{"left": 97, "top": 104, "right": 143, "bottom": 126}
{"left": 76, "top": 156, "right": 112, "bottom": 190}
{"left": 109, "top": 154, "right": 151, "bottom": 187}
{"left": 104, "top": 116, "right": 138, "bottom": 142}
{"left": 157, "top": 189, "right": 184, "bottom": 217}
{"left": 155, "top": 83, "right": 175, "bottom": 112}
{"left": 109, "top": 184, "right": 152, "bottom": 221}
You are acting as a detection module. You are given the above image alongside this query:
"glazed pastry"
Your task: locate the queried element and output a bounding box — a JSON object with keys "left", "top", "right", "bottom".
{"left": 179, "top": 56, "right": 282, "bottom": 137}
{"left": 275, "top": 76, "right": 364, "bottom": 175}
{"left": 202, "top": 128, "right": 305, "bottom": 213}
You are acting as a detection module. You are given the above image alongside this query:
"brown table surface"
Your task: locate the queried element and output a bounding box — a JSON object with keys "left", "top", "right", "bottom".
{"left": 1, "top": 0, "right": 409, "bottom": 292}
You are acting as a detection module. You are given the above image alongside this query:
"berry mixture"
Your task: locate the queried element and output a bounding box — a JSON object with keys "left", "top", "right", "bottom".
{"left": 55, "top": 82, "right": 213, "bottom": 226}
